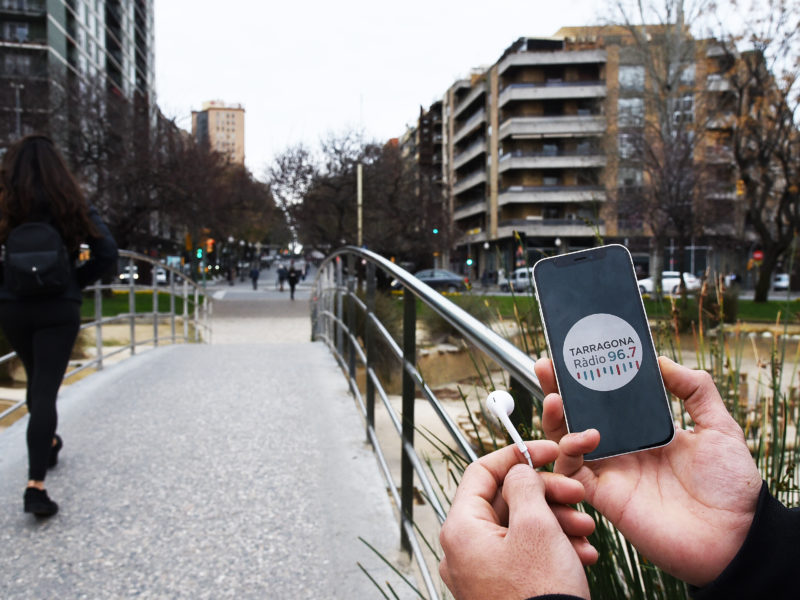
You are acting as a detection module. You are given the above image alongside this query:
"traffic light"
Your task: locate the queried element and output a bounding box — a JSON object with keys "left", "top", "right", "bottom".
{"left": 466, "top": 258, "right": 474, "bottom": 267}
{"left": 196, "top": 248, "right": 203, "bottom": 259}
{"left": 432, "top": 227, "right": 439, "bottom": 235}
{"left": 206, "top": 238, "right": 215, "bottom": 255}
{"left": 736, "top": 179, "right": 745, "bottom": 196}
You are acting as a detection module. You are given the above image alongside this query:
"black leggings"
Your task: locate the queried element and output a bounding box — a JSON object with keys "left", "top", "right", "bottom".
{"left": 0, "top": 299, "right": 80, "bottom": 481}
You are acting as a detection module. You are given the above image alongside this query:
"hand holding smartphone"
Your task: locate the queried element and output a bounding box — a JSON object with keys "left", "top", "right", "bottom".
{"left": 533, "top": 244, "right": 674, "bottom": 460}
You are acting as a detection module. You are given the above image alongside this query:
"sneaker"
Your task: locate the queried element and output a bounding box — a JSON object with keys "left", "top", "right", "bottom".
{"left": 49, "top": 434, "right": 63, "bottom": 468}
{"left": 24, "top": 487, "right": 58, "bottom": 517}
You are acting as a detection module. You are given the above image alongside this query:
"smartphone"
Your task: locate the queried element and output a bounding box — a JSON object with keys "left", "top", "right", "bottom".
{"left": 533, "top": 244, "right": 674, "bottom": 460}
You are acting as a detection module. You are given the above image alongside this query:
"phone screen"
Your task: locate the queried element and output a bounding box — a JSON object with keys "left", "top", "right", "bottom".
{"left": 533, "top": 244, "right": 674, "bottom": 460}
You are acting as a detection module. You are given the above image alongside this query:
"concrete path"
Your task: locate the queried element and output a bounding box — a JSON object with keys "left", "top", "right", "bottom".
{"left": 0, "top": 275, "right": 412, "bottom": 598}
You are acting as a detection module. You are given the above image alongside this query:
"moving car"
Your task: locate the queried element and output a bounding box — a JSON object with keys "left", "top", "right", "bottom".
{"left": 638, "top": 271, "right": 701, "bottom": 295}
{"left": 118, "top": 265, "right": 138, "bottom": 282}
{"left": 405, "top": 269, "right": 470, "bottom": 293}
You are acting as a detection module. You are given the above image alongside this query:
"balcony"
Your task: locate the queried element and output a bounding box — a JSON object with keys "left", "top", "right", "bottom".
{"left": 499, "top": 115, "right": 605, "bottom": 140}
{"left": 453, "top": 198, "right": 486, "bottom": 220}
{"left": 0, "top": 0, "right": 46, "bottom": 16}
{"left": 497, "top": 218, "right": 606, "bottom": 238}
{"left": 706, "top": 74, "right": 731, "bottom": 92}
{"left": 704, "top": 145, "right": 734, "bottom": 164}
{"left": 497, "top": 185, "right": 606, "bottom": 205}
{"left": 498, "top": 80, "right": 606, "bottom": 106}
{"left": 453, "top": 170, "right": 487, "bottom": 196}
{"left": 453, "top": 109, "right": 487, "bottom": 145}
{"left": 453, "top": 85, "right": 486, "bottom": 119}
{"left": 452, "top": 138, "right": 487, "bottom": 171}
{"left": 498, "top": 150, "right": 605, "bottom": 172}
{"left": 498, "top": 49, "right": 607, "bottom": 74}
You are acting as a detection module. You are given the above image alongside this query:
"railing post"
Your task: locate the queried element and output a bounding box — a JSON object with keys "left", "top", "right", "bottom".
{"left": 509, "top": 375, "right": 534, "bottom": 440}
{"left": 347, "top": 254, "right": 356, "bottom": 383}
{"left": 152, "top": 265, "right": 159, "bottom": 347}
{"left": 169, "top": 271, "right": 176, "bottom": 344}
{"left": 365, "top": 261, "right": 376, "bottom": 443}
{"left": 128, "top": 256, "right": 136, "bottom": 355}
{"left": 94, "top": 282, "right": 103, "bottom": 370}
{"left": 401, "top": 286, "right": 416, "bottom": 554}
{"left": 194, "top": 286, "right": 200, "bottom": 342}
{"left": 336, "top": 256, "right": 344, "bottom": 358}
{"left": 183, "top": 278, "right": 189, "bottom": 341}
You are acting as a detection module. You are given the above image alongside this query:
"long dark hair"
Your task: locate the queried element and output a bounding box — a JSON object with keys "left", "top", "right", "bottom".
{"left": 0, "top": 135, "right": 98, "bottom": 251}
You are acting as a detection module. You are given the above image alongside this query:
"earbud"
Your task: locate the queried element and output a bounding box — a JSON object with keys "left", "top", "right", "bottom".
{"left": 486, "top": 390, "right": 533, "bottom": 468}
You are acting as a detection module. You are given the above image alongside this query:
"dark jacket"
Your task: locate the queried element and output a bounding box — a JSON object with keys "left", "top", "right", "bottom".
{"left": 0, "top": 206, "right": 118, "bottom": 303}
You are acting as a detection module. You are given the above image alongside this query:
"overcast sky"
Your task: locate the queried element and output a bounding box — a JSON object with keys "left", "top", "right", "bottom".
{"left": 155, "top": 0, "right": 605, "bottom": 176}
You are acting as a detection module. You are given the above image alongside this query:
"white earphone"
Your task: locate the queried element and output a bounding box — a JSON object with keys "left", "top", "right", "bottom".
{"left": 485, "top": 390, "right": 533, "bottom": 468}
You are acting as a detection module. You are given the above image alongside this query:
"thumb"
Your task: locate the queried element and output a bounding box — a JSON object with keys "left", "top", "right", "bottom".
{"left": 658, "top": 356, "right": 740, "bottom": 435}
{"left": 502, "top": 464, "right": 551, "bottom": 531}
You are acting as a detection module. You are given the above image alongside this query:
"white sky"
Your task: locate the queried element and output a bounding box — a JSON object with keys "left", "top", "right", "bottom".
{"left": 154, "top": 0, "right": 606, "bottom": 176}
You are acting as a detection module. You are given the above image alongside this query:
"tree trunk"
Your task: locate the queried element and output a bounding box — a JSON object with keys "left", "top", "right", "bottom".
{"left": 753, "top": 249, "right": 780, "bottom": 302}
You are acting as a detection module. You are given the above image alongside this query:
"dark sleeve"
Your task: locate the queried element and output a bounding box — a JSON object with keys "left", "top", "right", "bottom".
{"left": 75, "top": 206, "right": 118, "bottom": 288}
{"left": 689, "top": 481, "right": 800, "bottom": 599}
{"left": 525, "top": 595, "right": 586, "bottom": 600}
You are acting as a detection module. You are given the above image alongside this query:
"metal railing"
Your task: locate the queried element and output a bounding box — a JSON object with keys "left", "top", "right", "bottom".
{"left": 311, "top": 247, "right": 545, "bottom": 599}
{"left": 0, "top": 250, "right": 211, "bottom": 423}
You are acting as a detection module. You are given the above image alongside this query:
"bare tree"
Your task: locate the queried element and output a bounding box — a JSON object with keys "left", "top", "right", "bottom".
{"left": 611, "top": 0, "right": 717, "bottom": 295}
{"left": 714, "top": 0, "right": 800, "bottom": 301}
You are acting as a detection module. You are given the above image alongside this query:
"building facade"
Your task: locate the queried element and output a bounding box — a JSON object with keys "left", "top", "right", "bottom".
{"left": 0, "top": 0, "right": 155, "bottom": 145}
{"left": 191, "top": 100, "right": 245, "bottom": 165}
{"left": 428, "top": 27, "right": 746, "bottom": 280}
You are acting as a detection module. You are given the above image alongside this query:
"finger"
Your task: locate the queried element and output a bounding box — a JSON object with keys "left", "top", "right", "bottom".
{"left": 449, "top": 441, "right": 559, "bottom": 522}
{"left": 539, "top": 471, "right": 585, "bottom": 505}
{"left": 554, "top": 430, "right": 600, "bottom": 476}
{"left": 570, "top": 537, "right": 599, "bottom": 566}
{"left": 534, "top": 357, "right": 559, "bottom": 395}
{"left": 542, "top": 393, "right": 568, "bottom": 442}
{"left": 658, "top": 356, "right": 741, "bottom": 436}
{"left": 550, "top": 504, "right": 595, "bottom": 538}
{"left": 501, "top": 464, "right": 551, "bottom": 533}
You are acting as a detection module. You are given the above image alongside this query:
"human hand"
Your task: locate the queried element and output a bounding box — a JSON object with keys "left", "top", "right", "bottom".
{"left": 439, "top": 441, "right": 596, "bottom": 600}
{"left": 535, "top": 356, "right": 762, "bottom": 586}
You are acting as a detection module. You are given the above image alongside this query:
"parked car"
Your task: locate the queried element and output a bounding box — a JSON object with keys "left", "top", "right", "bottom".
{"left": 499, "top": 267, "right": 535, "bottom": 292}
{"left": 154, "top": 266, "right": 168, "bottom": 285}
{"left": 773, "top": 272, "right": 790, "bottom": 291}
{"left": 638, "top": 271, "right": 701, "bottom": 294}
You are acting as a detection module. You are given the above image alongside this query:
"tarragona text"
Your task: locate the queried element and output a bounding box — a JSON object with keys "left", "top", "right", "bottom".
{"left": 567, "top": 337, "right": 636, "bottom": 356}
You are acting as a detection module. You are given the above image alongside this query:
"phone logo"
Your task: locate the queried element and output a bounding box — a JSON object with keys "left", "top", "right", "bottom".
{"left": 562, "top": 313, "right": 643, "bottom": 392}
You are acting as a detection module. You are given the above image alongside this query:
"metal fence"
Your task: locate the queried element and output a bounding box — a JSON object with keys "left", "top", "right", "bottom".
{"left": 0, "top": 249, "right": 211, "bottom": 423}
{"left": 311, "top": 246, "right": 545, "bottom": 599}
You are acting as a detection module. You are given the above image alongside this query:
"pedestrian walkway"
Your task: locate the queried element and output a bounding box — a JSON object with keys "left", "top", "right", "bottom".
{"left": 0, "top": 275, "right": 410, "bottom": 598}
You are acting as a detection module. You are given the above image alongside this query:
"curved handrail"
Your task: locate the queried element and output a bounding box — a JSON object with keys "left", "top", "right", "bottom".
{"left": 0, "top": 250, "right": 212, "bottom": 423}
{"left": 311, "top": 246, "right": 545, "bottom": 600}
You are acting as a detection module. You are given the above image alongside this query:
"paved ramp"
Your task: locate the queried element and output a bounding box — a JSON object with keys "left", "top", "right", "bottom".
{"left": 0, "top": 278, "right": 410, "bottom": 598}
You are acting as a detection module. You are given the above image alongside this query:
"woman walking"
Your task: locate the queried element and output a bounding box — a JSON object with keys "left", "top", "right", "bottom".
{"left": 0, "top": 135, "right": 118, "bottom": 517}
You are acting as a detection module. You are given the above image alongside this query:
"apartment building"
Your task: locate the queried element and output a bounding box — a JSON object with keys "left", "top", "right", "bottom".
{"left": 191, "top": 100, "right": 246, "bottom": 165}
{"left": 0, "top": 0, "right": 155, "bottom": 144}
{"left": 434, "top": 27, "right": 745, "bottom": 279}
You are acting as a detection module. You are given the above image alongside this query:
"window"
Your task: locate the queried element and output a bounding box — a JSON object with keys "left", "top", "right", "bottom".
{"left": 618, "top": 97, "right": 644, "bottom": 127}
{"left": 4, "top": 53, "right": 31, "bottom": 75}
{"left": 619, "top": 65, "right": 645, "bottom": 91}
{"left": 618, "top": 133, "right": 637, "bottom": 160}
{"left": 3, "top": 22, "right": 29, "bottom": 42}
{"left": 671, "top": 93, "right": 694, "bottom": 124}
{"left": 618, "top": 167, "right": 643, "bottom": 187}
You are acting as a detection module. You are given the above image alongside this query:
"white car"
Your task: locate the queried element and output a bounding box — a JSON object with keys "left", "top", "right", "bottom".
{"left": 773, "top": 273, "right": 790, "bottom": 291}
{"left": 118, "top": 265, "right": 138, "bottom": 282}
{"left": 638, "top": 271, "right": 701, "bottom": 295}
{"left": 499, "top": 267, "right": 534, "bottom": 292}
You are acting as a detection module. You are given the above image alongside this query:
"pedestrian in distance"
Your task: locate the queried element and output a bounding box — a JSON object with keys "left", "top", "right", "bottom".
{"left": 287, "top": 261, "right": 300, "bottom": 300}
{"left": 439, "top": 356, "right": 798, "bottom": 599}
{"left": 0, "top": 135, "right": 118, "bottom": 518}
{"left": 249, "top": 264, "right": 259, "bottom": 290}
{"left": 277, "top": 263, "right": 287, "bottom": 292}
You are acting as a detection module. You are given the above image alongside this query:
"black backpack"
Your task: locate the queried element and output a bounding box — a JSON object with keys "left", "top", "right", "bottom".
{"left": 4, "top": 222, "right": 72, "bottom": 297}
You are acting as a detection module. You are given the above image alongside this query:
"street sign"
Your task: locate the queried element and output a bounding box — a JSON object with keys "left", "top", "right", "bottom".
{"left": 753, "top": 250, "right": 764, "bottom": 261}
